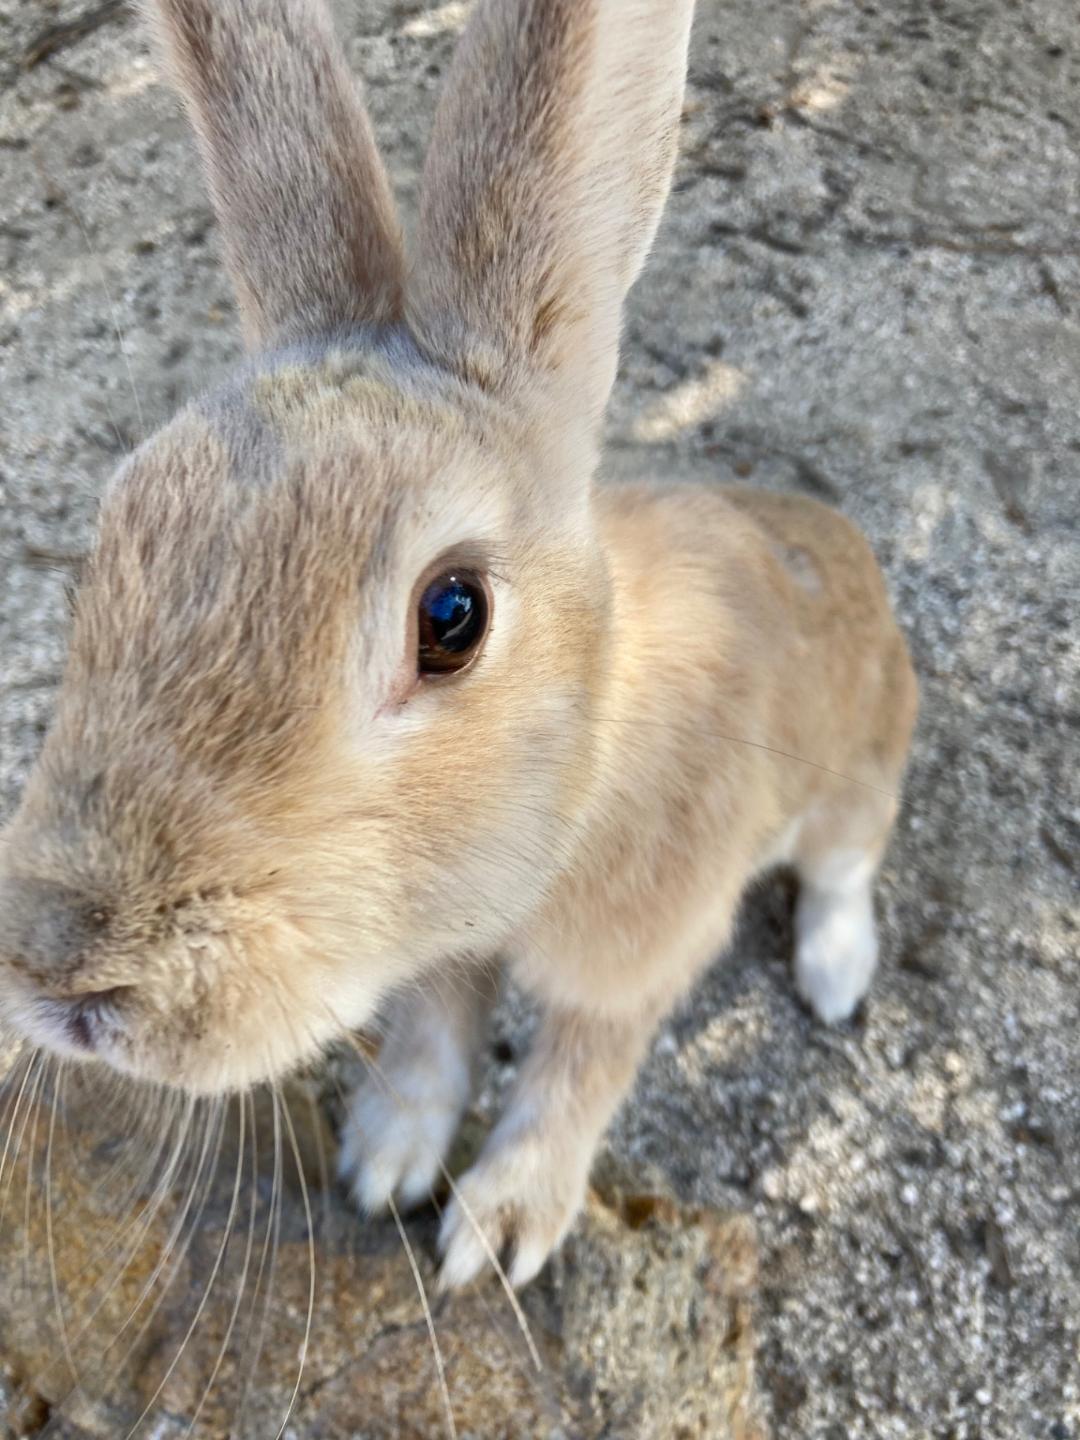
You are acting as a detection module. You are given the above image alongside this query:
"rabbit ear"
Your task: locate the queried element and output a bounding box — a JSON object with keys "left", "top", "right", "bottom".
{"left": 408, "top": 0, "right": 694, "bottom": 422}
{"left": 144, "top": 0, "right": 404, "bottom": 348}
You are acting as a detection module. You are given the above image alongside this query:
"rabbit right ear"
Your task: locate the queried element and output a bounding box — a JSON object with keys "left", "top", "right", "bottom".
{"left": 144, "top": 0, "right": 404, "bottom": 349}
{"left": 408, "top": 0, "right": 695, "bottom": 427}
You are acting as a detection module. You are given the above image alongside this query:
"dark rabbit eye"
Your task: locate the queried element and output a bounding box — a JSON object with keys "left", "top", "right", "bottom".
{"left": 417, "top": 570, "right": 490, "bottom": 675}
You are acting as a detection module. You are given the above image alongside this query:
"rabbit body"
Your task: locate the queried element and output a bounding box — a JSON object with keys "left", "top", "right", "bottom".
{"left": 519, "top": 479, "right": 915, "bottom": 1025}
{"left": 342, "top": 475, "right": 916, "bottom": 1285}
{"left": 0, "top": 0, "right": 916, "bottom": 1288}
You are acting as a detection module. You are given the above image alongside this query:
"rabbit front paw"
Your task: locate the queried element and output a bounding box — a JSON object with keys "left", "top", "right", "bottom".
{"left": 338, "top": 1060, "right": 470, "bottom": 1214}
{"left": 437, "top": 1131, "right": 588, "bottom": 1290}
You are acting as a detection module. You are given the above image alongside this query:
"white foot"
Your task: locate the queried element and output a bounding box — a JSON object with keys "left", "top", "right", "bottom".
{"left": 794, "top": 879, "right": 879, "bottom": 1024}
{"left": 338, "top": 1023, "right": 473, "bottom": 1214}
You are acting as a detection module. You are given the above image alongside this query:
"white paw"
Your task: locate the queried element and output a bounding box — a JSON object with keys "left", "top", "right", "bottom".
{"left": 437, "top": 1134, "right": 587, "bottom": 1291}
{"left": 338, "top": 1033, "right": 474, "bottom": 1213}
{"left": 794, "top": 886, "right": 879, "bottom": 1024}
{"left": 337, "top": 1080, "right": 462, "bottom": 1212}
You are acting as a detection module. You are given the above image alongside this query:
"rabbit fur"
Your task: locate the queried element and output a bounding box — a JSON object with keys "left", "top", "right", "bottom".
{"left": 0, "top": 0, "right": 917, "bottom": 1288}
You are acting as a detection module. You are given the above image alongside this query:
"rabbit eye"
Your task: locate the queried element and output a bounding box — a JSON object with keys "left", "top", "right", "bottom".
{"left": 417, "top": 570, "right": 490, "bottom": 675}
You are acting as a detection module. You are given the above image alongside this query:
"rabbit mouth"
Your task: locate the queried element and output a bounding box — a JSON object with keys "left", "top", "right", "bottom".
{"left": 28, "top": 986, "right": 133, "bottom": 1059}
{"left": 62, "top": 987, "right": 131, "bottom": 1051}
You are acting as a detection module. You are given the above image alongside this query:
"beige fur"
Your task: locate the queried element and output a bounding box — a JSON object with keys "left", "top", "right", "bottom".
{"left": 0, "top": 0, "right": 916, "bottom": 1286}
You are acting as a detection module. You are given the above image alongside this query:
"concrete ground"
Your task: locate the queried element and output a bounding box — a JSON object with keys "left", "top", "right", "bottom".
{"left": 1, "top": 0, "right": 1078, "bottom": 1436}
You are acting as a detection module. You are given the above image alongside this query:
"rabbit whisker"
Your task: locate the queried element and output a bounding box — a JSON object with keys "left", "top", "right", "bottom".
{"left": 21, "top": 1093, "right": 195, "bottom": 1437}
{"left": 388, "top": 1190, "right": 459, "bottom": 1440}
{"left": 227, "top": 1086, "right": 269, "bottom": 1440}
{"left": 235, "top": 1081, "right": 284, "bottom": 1435}
{"left": 20, "top": 1058, "right": 49, "bottom": 1287}
{"left": 101, "top": 1097, "right": 225, "bottom": 1383}
{"left": 62, "top": 1094, "right": 197, "bottom": 1358}
{"left": 275, "top": 1084, "right": 317, "bottom": 1440}
{"left": 459, "top": 678, "right": 900, "bottom": 800}
{"left": 65, "top": 1099, "right": 217, "bottom": 1429}
{"left": 182, "top": 1095, "right": 256, "bottom": 1439}
{"left": 0, "top": 1049, "right": 39, "bottom": 1214}
{"left": 45, "top": 1064, "right": 80, "bottom": 1390}
{"left": 123, "top": 1094, "right": 243, "bottom": 1440}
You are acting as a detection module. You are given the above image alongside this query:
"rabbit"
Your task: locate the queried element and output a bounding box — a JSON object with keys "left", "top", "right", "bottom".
{"left": 0, "top": 0, "right": 917, "bottom": 1292}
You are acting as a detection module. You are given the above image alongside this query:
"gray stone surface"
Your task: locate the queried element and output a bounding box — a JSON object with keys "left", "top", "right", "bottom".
{"left": 1, "top": 1, "right": 1078, "bottom": 1437}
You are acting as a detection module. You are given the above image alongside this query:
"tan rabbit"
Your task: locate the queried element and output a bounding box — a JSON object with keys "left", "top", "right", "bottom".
{"left": 0, "top": 0, "right": 916, "bottom": 1291}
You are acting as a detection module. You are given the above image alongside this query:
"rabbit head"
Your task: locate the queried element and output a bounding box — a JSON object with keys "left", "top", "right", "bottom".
{"left": 0, "top": 0, "right": 694, "bottom": 1093}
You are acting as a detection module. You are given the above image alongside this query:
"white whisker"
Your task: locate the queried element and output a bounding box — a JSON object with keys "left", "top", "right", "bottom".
{"left": 275, "top": 1087, "right": 316, "bottom": 1440}
{"left": 123, "top": 1096, "right": 244, "bottom": 1440}
{"left": 183, "top": 1097, "right": 254, "bottom": 1438}
{"left": 388, "top": 1193, "right": 458, "bottom": 1440}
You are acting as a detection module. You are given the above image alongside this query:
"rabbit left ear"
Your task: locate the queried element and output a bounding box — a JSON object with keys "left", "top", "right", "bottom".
{"left": 144, "top": 0, "right": 405, "bottom": 349}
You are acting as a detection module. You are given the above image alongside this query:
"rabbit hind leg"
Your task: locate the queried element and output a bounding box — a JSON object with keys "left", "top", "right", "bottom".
{"left": 791, "top": 791, "right": 899, "bottom": 1024}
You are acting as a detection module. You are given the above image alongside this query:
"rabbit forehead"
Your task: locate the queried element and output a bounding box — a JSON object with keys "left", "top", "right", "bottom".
{"left": 102, "top": 347, "right": 516, "bottom": 578}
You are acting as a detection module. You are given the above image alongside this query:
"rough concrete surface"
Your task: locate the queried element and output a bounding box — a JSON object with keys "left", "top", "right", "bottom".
{"left": 0, "top": 1074, "right": 761, "bottom": 1439}
{"left": 0, "top": 0, "right": 1078, "bottom": 1437}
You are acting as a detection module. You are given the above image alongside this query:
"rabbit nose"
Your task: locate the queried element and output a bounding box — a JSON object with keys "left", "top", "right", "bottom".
{"left": 0, "top": 872, "right": 115, "bottom": 990}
